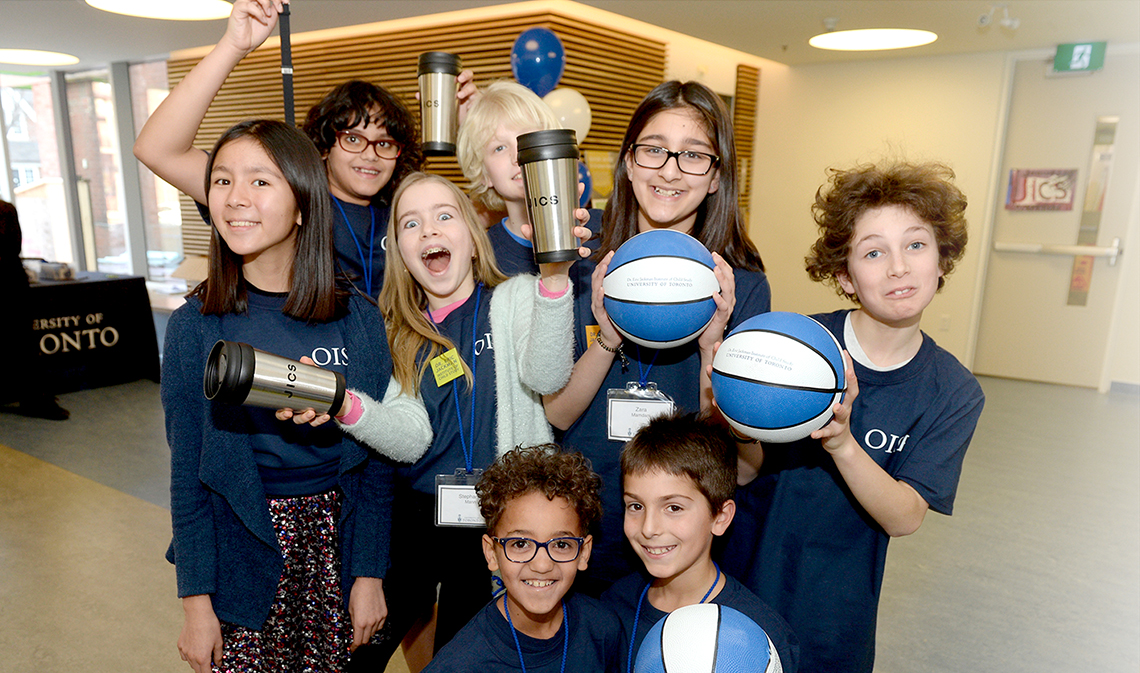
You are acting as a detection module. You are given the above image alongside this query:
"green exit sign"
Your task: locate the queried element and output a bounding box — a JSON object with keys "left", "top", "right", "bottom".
{"left": 1054, "top": 42, "right": 1106, "bottom": 73}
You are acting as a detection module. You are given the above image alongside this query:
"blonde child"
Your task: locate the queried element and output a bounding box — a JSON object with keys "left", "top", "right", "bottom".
{"left": 330, "top": 172, "right": 591, "bottom": 666}
{"left": 457, "top": 80, "right": 586, "bottom": 276}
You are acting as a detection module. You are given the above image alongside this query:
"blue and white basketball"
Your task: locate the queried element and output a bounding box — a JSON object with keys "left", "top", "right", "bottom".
{"left": 635, "top": 603, "right": 782, "bottom": 673}
{"left": 602, "top": 229, "right": 719, "bottom": 349}
{"left": 711, "top": 312, "right": 846, "bottom": 443}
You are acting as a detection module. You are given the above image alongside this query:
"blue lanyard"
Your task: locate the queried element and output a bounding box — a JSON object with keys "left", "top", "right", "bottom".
{"left": 332, "top": 196, "right": 376, "bottom": 296}
{"left": 626, "top": 563, "right": 720, "bottom": 673}
{"left": 427, "top": 283, "right": 483, "bottom": 474}
{"left": 635, "top": 345, "right": 660, "bottom": 388}
{"left": 505, "top": 597, "right": 568, "bottom": 673}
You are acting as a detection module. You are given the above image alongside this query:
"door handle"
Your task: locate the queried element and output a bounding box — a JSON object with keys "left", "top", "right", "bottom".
{"left": 993, "top": 237, "right": 1122, "bottom": 266}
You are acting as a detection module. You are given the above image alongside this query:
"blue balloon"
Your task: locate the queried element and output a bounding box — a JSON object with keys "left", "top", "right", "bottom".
{"left": 511, "top": 28, "right": 565, "bottom": 98}
{"left": 577, "top": 160, "right": 593, "bottom": 208}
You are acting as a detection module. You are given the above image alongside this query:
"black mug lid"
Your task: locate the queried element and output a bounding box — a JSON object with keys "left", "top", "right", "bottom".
{"left": 418, "top": 52, "right": 462, "bottom": 75}
{"left": 204, "top": 340, "right": 256, "bottom": 404}
{"left": 517, "top": 129, "right": 579, "bottom": 164}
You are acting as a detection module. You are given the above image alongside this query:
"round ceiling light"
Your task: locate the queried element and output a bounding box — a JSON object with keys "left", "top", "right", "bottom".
{"left": 809, "top": 28, "right": 938, "bottom": 52}
{"left": 85, "top": 0, "right": 233, "bottom": 21}
{"left": 0, "top": 49, "right": 80, "bottom": 66}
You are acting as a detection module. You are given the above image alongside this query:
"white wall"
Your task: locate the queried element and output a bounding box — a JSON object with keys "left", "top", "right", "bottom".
{"left": 1104, "top": 170, "right": 1140, "bottom": 391}
{"left": 747, "top": 49, "right": 1140, "bottom": 388}
{"left": 749, "top": 51, "right": 1009, "bottom": 364}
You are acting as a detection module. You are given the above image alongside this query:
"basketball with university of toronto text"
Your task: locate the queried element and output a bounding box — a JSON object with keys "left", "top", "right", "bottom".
{"left": 602, "top": 229, "right": 720, "bottom": 349}
{"left": 711, "top": 311, "right": 846, "bottom": 443}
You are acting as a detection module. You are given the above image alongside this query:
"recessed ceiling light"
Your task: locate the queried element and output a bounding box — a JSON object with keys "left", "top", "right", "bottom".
{"left": 0, "top": 49, "right": 80, "bottom": 66}
{"left": 809, "top": 28, "right": 938, "bottom": 52}
{"left": 85, "top": 0, "right": 233, "bottom": 21}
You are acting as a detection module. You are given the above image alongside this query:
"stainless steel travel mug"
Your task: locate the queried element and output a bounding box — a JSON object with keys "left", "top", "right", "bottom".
{"left": 517, "top": 128, "right": 580, "bottom": 264}
{"left": 203, "top": 340, "right": 346, "bottom": 415}
{"left": 418, "top": 52, "right": 462, "bottom": 156}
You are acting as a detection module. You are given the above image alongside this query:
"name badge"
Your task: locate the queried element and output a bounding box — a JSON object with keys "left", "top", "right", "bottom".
{"left": 430, "top": 348, "right": 465, "bottom": 387}
{"left": 585, "top": 324, "right": 601, "bottom": 347}
{"left": 607, "top": 382, "right": 675, "bottom": 441}
{"left": 435, "top": 469, "right": 485, "bottom": 527}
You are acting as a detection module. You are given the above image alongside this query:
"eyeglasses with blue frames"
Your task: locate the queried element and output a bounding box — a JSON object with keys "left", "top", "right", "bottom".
{"left": 630, "top": 144, "right": 720, "bottom": 176}
{"left": 493, "top": 536, "right": 586, "bottom": 563}
{"left": 335, "top": 130, "right": 402, "bottom": 159}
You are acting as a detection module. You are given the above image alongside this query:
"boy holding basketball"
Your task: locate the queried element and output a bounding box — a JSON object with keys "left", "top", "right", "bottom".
{"left": 602, "top": 412, "right": 798, "bottom": 672}
{"left": 423, "top": 445, "right": 624, "bottom": 672}
{"left": 721, "top": 161, "right": 985, "bottom": 673}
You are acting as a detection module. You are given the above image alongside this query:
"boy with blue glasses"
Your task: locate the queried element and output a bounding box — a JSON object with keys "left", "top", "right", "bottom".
{"left": 424, "top": 445, "right": 625, "bottom": 672}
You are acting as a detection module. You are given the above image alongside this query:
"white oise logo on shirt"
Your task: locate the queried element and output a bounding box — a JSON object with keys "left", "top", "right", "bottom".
{"left": 310, "top": 347, "right": 348, "bottom": 367}
{"left": 474, "top": 332, "right": 494, "bottom": 357}
{"left": 864, "top": 429, "right": 909, "bottom": 454}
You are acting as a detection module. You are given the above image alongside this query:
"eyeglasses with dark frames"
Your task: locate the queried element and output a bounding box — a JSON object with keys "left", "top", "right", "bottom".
{"left": 630, "top": 143, "right": 720, "bottom": 176}
{"left": 493, "top": 536, "right": 586, "bottom": 564}
{"left": 335, "top": 130, "right": 402, "bottom": 159}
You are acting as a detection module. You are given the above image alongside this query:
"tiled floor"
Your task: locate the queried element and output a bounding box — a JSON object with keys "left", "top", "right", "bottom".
{"left": 1, "top": 375, "right": 1137, "bottom": 672}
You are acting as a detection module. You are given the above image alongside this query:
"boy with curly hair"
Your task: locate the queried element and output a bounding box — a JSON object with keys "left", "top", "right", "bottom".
{"left": 424, "top": 445, "right": 625, "bottom": 672}
{"left": 722, "top": 161, "right": 986, "bottom": 673}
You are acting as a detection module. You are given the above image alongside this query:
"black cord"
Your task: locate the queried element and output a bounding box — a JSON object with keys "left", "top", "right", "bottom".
{"left": 279, "top": 3, "right": 294, "bottom": 126}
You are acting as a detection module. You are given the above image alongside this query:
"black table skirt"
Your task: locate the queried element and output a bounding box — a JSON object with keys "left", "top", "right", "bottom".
{"left": 25, "top": 271, "right": 160, "bottom": 394}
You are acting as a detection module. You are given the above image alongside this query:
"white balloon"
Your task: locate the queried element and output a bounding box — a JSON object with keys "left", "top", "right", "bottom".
{"left": 543, "top": 87, "right": 592, "bottom": 143}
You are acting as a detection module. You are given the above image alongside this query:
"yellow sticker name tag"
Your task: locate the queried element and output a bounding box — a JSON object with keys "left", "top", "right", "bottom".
{"left": 585, "top": 324, "right": 601, "bottom": 346}
{"left": 430, "top": 348, "right": 465, "bottom": 387}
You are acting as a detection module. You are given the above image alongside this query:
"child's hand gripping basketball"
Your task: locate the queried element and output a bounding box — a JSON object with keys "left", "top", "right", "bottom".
{"left": 590, "top": 250, "right": 624, "bottom": 352}
{"left": 812, "top": 351, "right": 860, "bottom": 455}
{"left": 698, "top": 252, "right": 736, "bottom": 355}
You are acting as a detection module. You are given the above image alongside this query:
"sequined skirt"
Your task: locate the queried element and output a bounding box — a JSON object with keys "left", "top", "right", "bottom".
{"left": 215, "top": 489, "right": 350, "bottom": 673}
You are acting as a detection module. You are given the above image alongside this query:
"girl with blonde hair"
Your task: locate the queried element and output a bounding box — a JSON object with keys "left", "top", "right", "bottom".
{"left": 334, "top": 172, "right": 591, "bottom": 666}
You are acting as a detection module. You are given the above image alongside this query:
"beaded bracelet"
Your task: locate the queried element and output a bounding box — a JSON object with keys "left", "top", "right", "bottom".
{"left": 595, "top": 332, "right": 629, "bottom": 370}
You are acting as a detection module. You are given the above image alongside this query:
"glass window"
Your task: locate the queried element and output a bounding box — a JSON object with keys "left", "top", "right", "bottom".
{"left": 66, "top": 68, "right": 128, "bottom": 274}
{"left": 0, "top": 74, "right": 72, "bottom": 265}
{"left": 130, "top": 61, "right": 182, "bottom": 281}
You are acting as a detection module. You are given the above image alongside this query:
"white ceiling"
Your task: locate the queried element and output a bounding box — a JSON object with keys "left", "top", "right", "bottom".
{"left": 1, "top": 0, "right": 1137, "bottom": 73}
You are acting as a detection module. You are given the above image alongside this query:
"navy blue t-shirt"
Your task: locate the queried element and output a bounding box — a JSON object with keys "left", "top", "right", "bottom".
{"left": 331, "top": 197, "right": 388, "bottom": 300}
{"left": 396, "top": 286, "right": 498, "bottom": 494}
{"left": 424, "top": 592, "right": 625, "bottom": 673}
{"left": 486, "top": 209, "right": 604, "bottom": 278}
{"left": 559, "top": 260, "right": 772, "bottom": 586}
{"left": 219, "top": 285, "right": 348, "bottom": 497}
{"left": 487, "top": 218, "right": 538, "bottom": 277}
{"left": 721, "top": 309, "right": 984, "bottom": 673}
{"left": 602, "top": 572, "right": 799, "bottom": 673}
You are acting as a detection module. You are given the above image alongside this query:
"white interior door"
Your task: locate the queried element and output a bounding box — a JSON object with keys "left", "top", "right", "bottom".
{"left": 974, "top": 51, "right": 1139, "bottom": 388}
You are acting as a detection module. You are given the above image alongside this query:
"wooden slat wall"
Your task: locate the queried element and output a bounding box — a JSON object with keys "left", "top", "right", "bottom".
{"left": 733, "top": 64, "right": 760, "bottom": 224}
{"left": 168, "top": 11, "right": 666, "bottom": 256}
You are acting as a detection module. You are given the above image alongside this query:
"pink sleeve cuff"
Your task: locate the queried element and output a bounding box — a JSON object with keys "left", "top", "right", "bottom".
{"left": 337, "top": 390, "right": 364, "bottom": 425}
{"left": 538, "top": 277, "right": 569, "bottom": 299}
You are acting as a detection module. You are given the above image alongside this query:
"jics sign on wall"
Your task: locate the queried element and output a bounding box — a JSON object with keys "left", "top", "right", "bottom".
{"left": 1006, "top": 169, "right": 1078, "bottom": 211}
